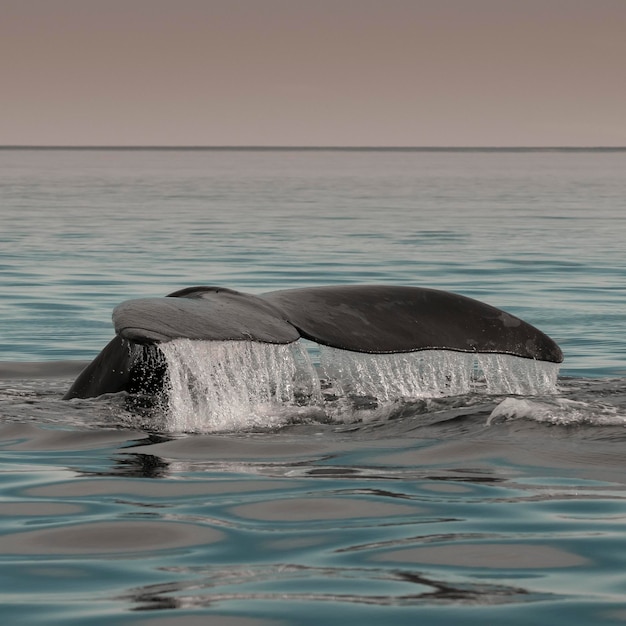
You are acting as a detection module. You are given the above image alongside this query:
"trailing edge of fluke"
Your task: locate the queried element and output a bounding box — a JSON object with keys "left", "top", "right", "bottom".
{"left": 64, "top": 284, "right": 563, "bottom": 400}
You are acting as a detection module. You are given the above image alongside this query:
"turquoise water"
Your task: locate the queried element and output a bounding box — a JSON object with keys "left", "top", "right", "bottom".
{"left": 1, "top": 148, "right": 626, "bottom": 624}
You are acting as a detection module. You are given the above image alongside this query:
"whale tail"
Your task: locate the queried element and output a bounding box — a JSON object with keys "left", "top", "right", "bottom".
{"left": 64, "top": 285, "right": 562, "bottom": 400}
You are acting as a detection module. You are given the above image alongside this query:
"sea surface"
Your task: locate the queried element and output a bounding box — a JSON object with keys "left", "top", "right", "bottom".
{"left": 1, "top": 147, "right": 625, "bottom": 625}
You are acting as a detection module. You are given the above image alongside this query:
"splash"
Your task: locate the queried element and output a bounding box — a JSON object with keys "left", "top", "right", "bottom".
{"left": 488, "top": 396, "right": 625, "bottom": 426}
{"left": 158, "top": 339, "right": 321, "bottom": 432}
{"left": 155, "top": 341, "right": 560, "bottom": 432}
{"left": 319, "top": 347, "right": 560, "bottom": 400}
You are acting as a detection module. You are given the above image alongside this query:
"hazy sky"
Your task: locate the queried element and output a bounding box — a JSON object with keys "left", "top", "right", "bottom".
{"left": 2, "top": 0, "right": 625, "bottom": 146}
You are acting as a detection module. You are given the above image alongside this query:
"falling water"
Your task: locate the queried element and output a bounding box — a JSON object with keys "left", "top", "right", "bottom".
{"left": 158, "top": 339, "right": 321, "bottom": 432}
{"left": 319, "top": 346, "right": 560, "bottom": 400}
{"left": 157, "top": 341, "right": 560, "bottom": 432}
{"left": 476, "top": 352, "right": 561, "bottom": 395}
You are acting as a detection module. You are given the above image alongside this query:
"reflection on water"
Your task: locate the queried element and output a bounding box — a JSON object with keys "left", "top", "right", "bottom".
{"left": 0, "top": 520, "right": 223, "bottom": 555}
{"left": 122, "top": 563, "right": 542, "bottom": 613}
{"left": 2, "top": 397, "right": 626, "bottom": 624}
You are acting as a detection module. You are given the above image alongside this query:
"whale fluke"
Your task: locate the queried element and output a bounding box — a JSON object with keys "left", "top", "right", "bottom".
{"left": 261, "top": 285, "right": 563, "bottom": 362}
{"left": 113, "top": 287, "right": 299, "bottom": 344}
{"left": 64, "top": 284, "right": 563, "bottom": 400}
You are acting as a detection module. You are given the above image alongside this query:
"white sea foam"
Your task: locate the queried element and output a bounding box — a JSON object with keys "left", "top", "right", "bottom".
{"left": 488, "top": 396, "right": 625, "bottom": 426}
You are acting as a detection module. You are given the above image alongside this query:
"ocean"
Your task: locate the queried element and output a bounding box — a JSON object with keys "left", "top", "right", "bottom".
{"left": 1, "top": 147, "right": 625, "bottom": 625}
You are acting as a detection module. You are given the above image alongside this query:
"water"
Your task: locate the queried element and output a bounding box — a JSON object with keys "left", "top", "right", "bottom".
{"left": 160, "top": 340, "right": 322, "bottom": 433}
{"left": 1, "top": 147, "right": 626, "bottom": 624}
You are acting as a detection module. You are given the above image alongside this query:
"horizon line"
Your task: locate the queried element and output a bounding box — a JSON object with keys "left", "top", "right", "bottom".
{"left": 1, "top": 145, "right": 625, "bottom": 152}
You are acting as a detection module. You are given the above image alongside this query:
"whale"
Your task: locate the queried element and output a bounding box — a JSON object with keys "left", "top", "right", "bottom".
{"left": 63, "top": 285, "right": 563, "bottom": 400}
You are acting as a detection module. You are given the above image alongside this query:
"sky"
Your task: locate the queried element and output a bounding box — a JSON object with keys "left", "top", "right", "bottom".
{"left": 1, "top": 0, "right": 625, "bottom": 147}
